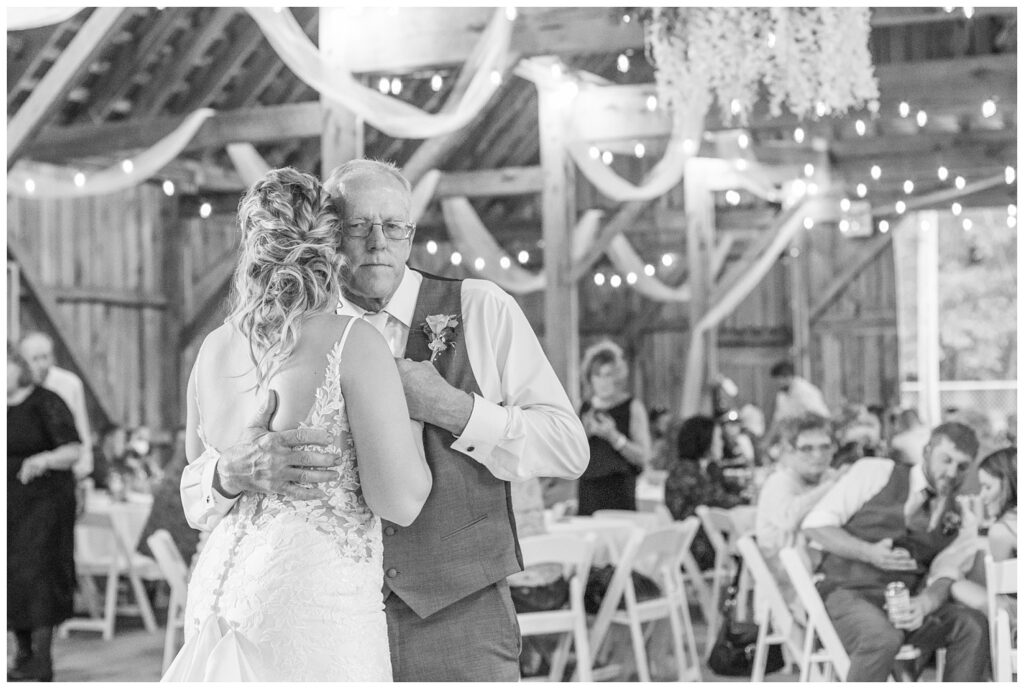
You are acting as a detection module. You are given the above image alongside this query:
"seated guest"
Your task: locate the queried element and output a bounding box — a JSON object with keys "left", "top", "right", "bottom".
{"left": 890, "top": 409, "right": 930, "bottom": 466}
{"left": 834, "top": 403, "right": 884, "bottom": 459}
{"left": 802, "top": 422, "right": 989, "bottom": 682}
{"left": 576, "top": 341, "right": 651, "bottom": 515}
{"left": 665, "top": 415, "right": 747, "bottom": 570}
{"left": 755, "top": 413, "right": 846, "bottom": 604}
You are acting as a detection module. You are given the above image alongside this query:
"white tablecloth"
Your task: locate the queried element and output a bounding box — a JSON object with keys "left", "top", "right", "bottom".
{"left": 546, "top": 516, "right": 640, "bottom": 566}
{"left": 78, "top": 491, "right": 153, "bottom": 562}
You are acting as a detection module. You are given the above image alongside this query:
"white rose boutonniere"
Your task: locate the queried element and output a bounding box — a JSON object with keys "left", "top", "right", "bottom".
{"left": 423, "top": 314, "right": 460, "bottom": 363}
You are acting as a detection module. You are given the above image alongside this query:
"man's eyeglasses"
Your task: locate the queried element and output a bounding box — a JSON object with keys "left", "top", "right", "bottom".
{"left": 343, "top": 219, "right": 416, "bottom": 240}
{"left": 795, "top": 443, "right": 835, "bottom": 455}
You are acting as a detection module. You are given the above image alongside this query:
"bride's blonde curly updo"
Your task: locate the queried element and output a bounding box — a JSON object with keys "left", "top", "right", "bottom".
{"left": 227, "top": 167, "right": 343, "bottom": 386}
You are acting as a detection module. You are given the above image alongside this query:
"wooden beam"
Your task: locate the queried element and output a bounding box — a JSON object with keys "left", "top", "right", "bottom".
{"left": 7, "top": 235, "right": 115, "bottom": 426}
{"left": 808, "top": 233, "right": 895, "bottom": 323}
{"left": 39, "top": 285, "right": 168, "bottom": 309}
{"left": 159, "top": 199, "right": 187, "bottom": 430}
{"left": 26, "top": 102, "right": 323, "bottom": 161}
{"left": 6, "top": 23, "right": 66, "bottom": 102}
{"left": 320, "top": 7, "right": 365, "bottom": 174}
{"left": 569, "top": 202, "right": 652, "bottom": 282}
{"left": 436, "top": 166, "right": 543, "bottom": 198}
{"left": 172, "top": 12, "right": 266, "bottom": 113}
{"left": 8, "top": 8, "right": 130, "bottom": 167}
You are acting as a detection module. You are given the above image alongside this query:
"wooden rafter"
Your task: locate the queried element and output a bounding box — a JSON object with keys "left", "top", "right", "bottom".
{"left": 169, "top": 13, "right": 265, "bottom": 113}
{"left": 6, "top": 23, "right": 66, "bottom": 101}
{"left": 570, "top": 202, "right": 652, "bottom": 282}
{"left": 7, "top": 235, "right": 115, "bottom": 426}
{"left": 7, "top": 7, "right": 130, "bottom": 167}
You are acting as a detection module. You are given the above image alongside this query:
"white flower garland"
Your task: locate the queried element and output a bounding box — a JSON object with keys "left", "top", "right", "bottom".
{"left": 644, "top": 7, "right": 879, "bottom": 124}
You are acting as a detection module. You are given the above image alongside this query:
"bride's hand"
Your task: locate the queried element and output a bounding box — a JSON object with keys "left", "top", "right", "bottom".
{"left": 215, "top": 390, "right": 341, "bottom": 500}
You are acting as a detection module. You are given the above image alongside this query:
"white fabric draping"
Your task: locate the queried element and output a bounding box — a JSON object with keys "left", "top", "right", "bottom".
{"left": 8, "top": 108, "right": 216, "bottom": 199}
{"left": 6, "top": 7, "right": 83, "bottom": 31}
{"left": 440, "top": 196, "right": 603, "bottom": 294}
{"left": 679, "top": 195, "right": 828, "bottom": 415}
{"left": 225, "top": 142, "right": 270, "bottom": 188}
{"left": 245, "top": 7, "right": 510, "bottom": 140}
{"left": 604, "top": 235, "right": 691, "bottom": 302}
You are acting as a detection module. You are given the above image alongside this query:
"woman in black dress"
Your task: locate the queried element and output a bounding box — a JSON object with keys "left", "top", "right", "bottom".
{"left": 577, "top": 341, "right": 651, "bottom": 515}
{"left": 7, "top": 343, "right": 81, "bottom": 682}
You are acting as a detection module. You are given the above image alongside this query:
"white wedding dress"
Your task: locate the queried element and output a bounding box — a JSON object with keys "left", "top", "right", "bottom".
{"left": 163, "top": 326, "right": 392, "bottom": 681}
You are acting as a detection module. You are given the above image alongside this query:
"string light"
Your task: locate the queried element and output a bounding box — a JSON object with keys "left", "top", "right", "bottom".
{"left": 916, "top": 110, "right": 928, "bottom": 127}
{"left": 895, "top": 200, "right": 907, "bottom": 214}
{"left": 793, "top": 127, "right": 805, "bottom": 144}
{"left": 634, "top": 142, "right": 646, "bottom": 159}
{"left": 622, "top": 13, "right": 631, "bottom": 23}
{"left": 951, "top": 202, "right": 962, "bottom": 216}
{"left": 661, "top": 253, "right": 674, "bottom": 267}
{"left": 378, "top": 77, "right": 390, "bottom": 94}
{"left": 645, "top": 95, "right": 658, "bottom": 112}
{"left": 617, "top": 53, "right": 630, "bottom": 73}
{"left": 898, "top": 101, "right": 910, "bottom": 118}
{"left": 955, "top": 175, "right": 966, "bottom": 190}
{"left": 474, "top": 257, "right": 486, "bottom": 271}
{"left": 962, "top": 218, "right": 973, "bottom": 232}
{"left": 725, "top": 190, "right": 741, "bottom": 206}
{"left": 1006, "top": 166, "right": 1016, "bottom": 185}
{"left": 855, "top": 119, "right": 866, "bottom": 136}
{"left": 807, "top": 182, "right": 819, "bottom": 195}
{"left": 390, "top": 77, "right": 402, "bottom": 95}
{"left": 856, "top": 183, "right": 868, "bottom": 198}
{"left": 609, "top": 274, "right": 622, "bottom": 288}
{"left": 426, "top": 240, "right": 438, "bottom": 255}
{"left": 737, "top": 133, "right": 749, "bottom": 149}
{"left": 792, "top": 179, "right": 807, "bottom": 197}
{"left": 840, "top": 198, "right": 851, "bottom": 212}
{"left": 736, "top": 159, "right": 748, "bottom": 171}
{"left": 162, "top": 180, "right": 175, "bottom": 196}
{"left": 517, "top": 250, "right": 530, "bottom": 264}
{"left": 73, "top": 172, "right": 86, "bottom": 187}
{"left": 730, "top": 99, "right": 742, "bottom": 116}
{"left": 594, "top": 273, "right": 605, "bottom": 286}
{"left": 803, "top": 163, "right": 814, "bottom": 178}
{"left": 803, "top": 217, "right": 814, "bottom": 230}
{"left": 121, "top": 159, "right": 134, "bottom": 173}
{"left": 588, "top": 146, "right": 600, "bottom": 160}
{"left": 815, "top": 101, "right": 827, "bottom": 118}
{"left": 870, "top": 165, "right": 881, "bottom": 180}
{"left": 199, "top": 202, "right": 212, "bottom": 219}
{"left": 24, "top": 179, "right": 35, "bottom": 194}
{"left": 499, "top": 256, "right": 511, "bottom": 269}
{"left": 903, "top": 180, "right": 914, "bottom": 194}
{"left": 879, "top": 219, "right": 890, "bottom": 233}
{"left": 626, "top": 272, "right": 638, "bottom": 285}
{"left": 767, "top": 31, "right": 776, "bottom": 48}
{"left": 643, "top": 264, "right": 656, "bottom": 277}
{"left": 682, "top": 139, "right": 697, "bottom": 155}
{"left": 963, "top": 6, "right": 974, "bottom": 19}
{"left": 490, "top": 70, "right": 502, "bottom": 86}
{"left": 982, "top": 99, "right": 996, "bottom": 118}
{"left": 839, "top": 219, "right": 850, "bottom": 233}
{"left": 937, "top": 166, "right": 949, "bottom": 181}
{"left": 505, "top": 6, "right": 517, "bottom": 21}
{"left": 431, "top": 74, "right": 443, "bottom": 92}
{"left": 1009, "top": 204, "right": 1017, "bottom": 217}
{"left": 549, "top": 63, "right": 562, "bottom": 79}
{"left": 450, "top": 251, "right": 463, "bottom": 266}
{"left": 601, "top": 151, "right": 614, "bottom": 165}
{"left": 1009, "top": 216, "right": 1017, "bottom": 229}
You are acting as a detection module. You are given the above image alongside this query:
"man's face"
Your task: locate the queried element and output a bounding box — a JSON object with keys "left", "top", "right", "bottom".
{"left": 19, "top": 336, "right": 54, "bottom": 383}
{"left": 923, "top": 435, "right": 973, "bottom": 496}
{"left": 775, "top": 375, "right": 793, "bottom": 393}
{"left": 783, "top": 428, "right": 833, "bottom": 484}
{"left": 335, "top": 173, "right": 415, "bottom": 309}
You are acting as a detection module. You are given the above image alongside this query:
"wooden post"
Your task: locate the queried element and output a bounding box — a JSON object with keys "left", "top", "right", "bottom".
{"left": 684, "top": 162, "right": 716, "bottom": 412}
{"left": 789, "top": 232, "right": 812, "bottom": 378}
{"left": 536, "top": 82, "right": 579, "bottom": 404}
{"left": 319, "top": 7, "right": 364, "bottom": 174}
{"left": 916, "top": 211, "right": 942, "bottom": 426}
{"left": 161, "top": 194, "right": 186, "bottom": 431}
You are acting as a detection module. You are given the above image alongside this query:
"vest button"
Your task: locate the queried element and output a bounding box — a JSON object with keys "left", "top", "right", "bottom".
{"left": 386, "top": 568, "right": 399, "bottom": 578}
{"left": 466, "top": 446, "right": 476, "bottom": 452}
{"left": 384, "top": 526, "right": 396, "bottom": 536}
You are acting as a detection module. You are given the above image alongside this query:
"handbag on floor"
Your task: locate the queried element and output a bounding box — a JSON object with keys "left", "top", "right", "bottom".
{"left": 707, "top": 557, "right": 786, "bottom": 677}
{"left": 583, "top": 564, "right": 661, "bottom": 615}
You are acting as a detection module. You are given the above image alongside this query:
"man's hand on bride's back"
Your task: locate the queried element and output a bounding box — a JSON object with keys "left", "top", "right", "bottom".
{"left": 215, "top": 390, "right": 340, "bottom": 500}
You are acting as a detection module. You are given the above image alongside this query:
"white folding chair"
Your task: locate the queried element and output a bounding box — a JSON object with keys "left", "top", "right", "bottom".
{"left": 985, "top": 555, "right": 1017, "bottom": 682}
{"left": 696, "top": 505, "right": 755, "bottom": 644}
{"left": 587, "top": 518, "right": 703, "bottom": 682}
{"left": 778, "top": 547, "right": 939, "bottom": 682}
{"left": 591, "top": 509, "right": 670, "bottom": 529}
{"left": 147, "top": 530, "right": 190, "bottom": 673}
{"left": 516, "top": 533, "right": 596, "bottom": 682}
{"left": 59, "top": 510, "right": 160, "bottom": 640}
{"left": 736, "top": 536, "right": 802, "bottom": 680}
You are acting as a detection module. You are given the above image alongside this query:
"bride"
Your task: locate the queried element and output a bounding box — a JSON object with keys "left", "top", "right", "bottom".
{"left": 164, "top": 168, "right": 431, "bottom": 681}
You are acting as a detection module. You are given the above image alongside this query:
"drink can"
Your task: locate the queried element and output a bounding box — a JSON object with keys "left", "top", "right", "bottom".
{"left": 885, "top": 581, "right": 910, "bottom": 622}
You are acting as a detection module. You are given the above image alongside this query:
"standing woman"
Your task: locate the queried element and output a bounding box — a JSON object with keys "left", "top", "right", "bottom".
{"left": 577, "top": 341, "right": 651, "bottom": 515}
{"left": 7, "top": 342, "right": 82, "bottom": 681}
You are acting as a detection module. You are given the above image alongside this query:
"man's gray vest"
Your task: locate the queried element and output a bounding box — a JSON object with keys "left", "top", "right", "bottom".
{"left": 381, "top": 273, "right": 523, "bottom": 618}
{"left": 817, "top": 460, "right": 959, "bottom": 596}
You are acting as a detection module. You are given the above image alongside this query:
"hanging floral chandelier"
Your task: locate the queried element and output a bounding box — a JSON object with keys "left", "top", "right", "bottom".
{"left": 639, "top": 7, "right": 880, "bottom": 124}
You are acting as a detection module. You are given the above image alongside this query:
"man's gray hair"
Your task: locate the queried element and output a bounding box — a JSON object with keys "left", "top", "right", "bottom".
{"left": 19, "top": 330, "right": 54, "bottom": 348}
{"left": 323, "top": 159, "right": 412, "bottom": 205}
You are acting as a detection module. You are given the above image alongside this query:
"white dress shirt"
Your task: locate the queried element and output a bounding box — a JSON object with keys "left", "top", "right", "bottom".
{"left": 43, "top": 365, "right": 92, "bottom": 478}
{"left": 181, "top": 267, "right": 589, "bottom": 531}
{"left": 772, "top": 376, "right": 830, "bottom": 424}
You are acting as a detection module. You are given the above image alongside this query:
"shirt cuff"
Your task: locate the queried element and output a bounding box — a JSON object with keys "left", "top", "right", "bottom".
{"left": 450, "top": 393, "right": 506, "bottom": 461}
{"left": 800, "top": 510, "right": 841, "bottom": 530}
{"left": 202, "top": 450, "right": 241, "bottom": 510}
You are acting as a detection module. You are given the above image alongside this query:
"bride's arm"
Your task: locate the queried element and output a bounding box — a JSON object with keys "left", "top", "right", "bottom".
{"left": 341, "top": 319, "right": 431, "bottom": 527}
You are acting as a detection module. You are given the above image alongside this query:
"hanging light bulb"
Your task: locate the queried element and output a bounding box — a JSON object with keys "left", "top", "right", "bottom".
{"left": 955, "top": 175, "right": 966, "bottom": 190}
{"left": 962, "top": 218, "right": 973, "bottom": 231}
{"left": 499, "top": 256, "right": 511, "bottom": 269}
{"left": 594, "top": 272, "right": 606, "bottom": 286}
{"left": 937, "top": 166, "right": 949, "bottom": 181}
{"left": 517, "top": 250, "right": 529, "bottom": 264}
{"left": 122, "top": 159, "right": 134, "bottom": 173}
{"left": 73, "top": 172, "right": 86, "bottom": 187}
{"left": 767, "top": 31, "right": 776, "bottom": 48}
{"left": 793, "top": 127, "right": 805, "bottom": 144}
{"left": 803, "top": 163, "right": 815, "bottom": 178}
{"left": 643, "top": 264, "right": 656, "bottom": 277}
{"left": 803, "top": 217, "right": 814, "bottom": 230}
{"left": 474, "top": 257, "right": 486, "bottom": 271}
{"left": 916, "top": 110, "right": 928, "bottom": 127}
{"left": 601, "top": 150, "right": 614, "bottom": 165}
{"left": 725, "top": 190, "right": 741, "bottom": 206}
{"left": 199, "top": 202, "right": 212, "bottom": 219}
{"left": 899, "top": 101, "right": 910, "bottom": 118}
{"left": 490, "top": 70, "right": 502, "bottom": 86}
{"left": 609, "top": 274, "right": 622, "bottom": 288}
{"left": 1008, "top": 216, "right": 1017, "bottom": 229}
{"left": 870, "top": 165, "right": 882, "bottom": 180}
{"left": 855, "top": 119, "right": 866, "bottom": 136}
{"left": 390, "top": 77, "right": 403, "bottom": 95}
{"left": 550, "top": 63, "right": 562, "bottom": 79}
{"left": 730, "top": 99, "right": 742, "bottom": 116}
{"left": 840, "top": 198, "right": 851, "bottom": 212}
{"left": 903, "top": 180, "right": 914, "bottom": 195}
{"left": 963, "top": 6, "right": 974, "bottom": 19}
{"left": 626, "top": 272, "right": 638, "bottom": 285}
{"left": 1005, "top": 166, "right": 1016, "bottom": 185}
{"left": 661, "top": 253, "right": 674, "bottom": 267}
{"left": 505, "top": 6, "right": 517, "bottom": 21}
{"left": 736, "top": 159, "right": 749, "bottom": 171}
{"left": 895, "top": 200, "right": 907, "bottom": 214}
{"left": 617, "top": 53, "right": 630, "bottom": 73}
{"left": 879, "top": 219, "right": 890, "bottom": 233}
{"left": 162, "top": 180, "right": 175, "bottom": 196}
{"left": 426, "top": 240, "right": 438, "bottom": 255}
{"left": 1008, "top": 204, "right": 1017, "bottom": 217}
{"left": 645, "top": 94, "right": 658, "bottom": 112}
{"left": 792, "top": 179, "right": 807, "bottom": 197}
{"left": 622, "top": 13, "right": 631, "bottom": 23}
{"left": 839, "top": 219, "right": 850, "bottom": 233}
{"left": 815, "top": 101, "right": 827, "bottom": 118}
{"left": 430, "top": 74, "right": 443, "bottom": 92}
{"left": 856, "top": 183, "right": 868, "bottom": 198}
{"left": 807, "top": 182, "right": 819, "bottom": 195}
{"left": 982, "top": 99, "right": 996, "bottom": 118}
{"left": 24, "top": 178, "right": 36, "bottom": 194}
{"left": 450, "top": 251, "right": 463, "bottom": 266}
{"left": 378, "top": 77, "right": 390, "bottom": 94}
{"left": 951, "top": 202, "right": 962, "bottom": 216}
{"left": 737, "top": 132, "right": 749, "bottom": 149}
{"left": 634, "top": 142, "right": 645, "bottom": 159}
{"left": 588, "top": 146, "right": 600, "bottom": 160}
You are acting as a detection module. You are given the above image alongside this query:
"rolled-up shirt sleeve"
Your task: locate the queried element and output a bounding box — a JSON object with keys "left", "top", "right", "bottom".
{"left": 451, "top": 280, "right": 589, "bottom": 482}
{"left": 180, "top": 446, "right": 239, "bottom": 531}
{"left": 802, "top": 458, "right": 892, "bottom": 531}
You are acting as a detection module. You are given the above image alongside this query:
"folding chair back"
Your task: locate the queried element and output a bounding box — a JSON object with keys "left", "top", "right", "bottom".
{"left": 592, "top": 509, "right": 669, "bottom": 530}
{"left": 696, "top": 505, "right": 754, "bottom": 641}
{"left": 516, "top": 533, "right": 596, "bottom": 681}
{"left": 736, "top": 535, "right": 802, "bottom": 680}
{"left": 147, "top": 529, "right": 190, "bottom": 672}
{"left": 985, "top": 556, "right": 1018, "bottom": 681}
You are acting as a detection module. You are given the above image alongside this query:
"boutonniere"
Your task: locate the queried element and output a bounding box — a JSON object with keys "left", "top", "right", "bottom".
{"left": 940, "top": 509, "right": 962, "bottom": 536}
{"left": 422, "top": 314, "right": 459, "bottom": 363}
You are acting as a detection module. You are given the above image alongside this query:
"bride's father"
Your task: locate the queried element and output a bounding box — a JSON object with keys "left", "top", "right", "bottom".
{"left": 181, "top": 159, "right": 589, "bottom": 681}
